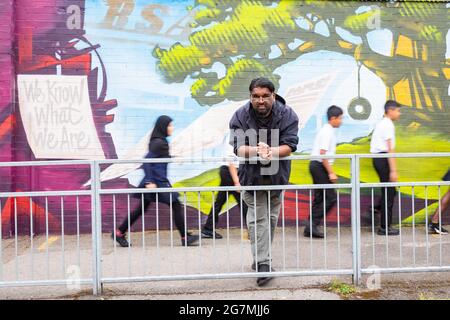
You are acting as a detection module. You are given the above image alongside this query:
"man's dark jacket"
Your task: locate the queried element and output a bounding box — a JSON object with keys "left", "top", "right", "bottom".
{"left": 229, "top": 96, "right": 299, "bottom": 187}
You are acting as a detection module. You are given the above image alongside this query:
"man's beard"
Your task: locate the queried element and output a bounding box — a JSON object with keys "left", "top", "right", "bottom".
{"left": 254, "top": 104, "right": 272, "bottom": 117}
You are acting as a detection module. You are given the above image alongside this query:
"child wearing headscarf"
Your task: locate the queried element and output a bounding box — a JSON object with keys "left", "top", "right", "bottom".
{"left": 112, "top": 115, "right": 199, "bottom": 247}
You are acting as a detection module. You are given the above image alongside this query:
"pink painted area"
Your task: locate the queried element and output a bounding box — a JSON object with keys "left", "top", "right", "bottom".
{"left": 0, "top": 0, "right": 13, "bottom": 161}
{"left": 0, "top": 0, "right": 13, "bottom": 110}
{"left": 0, "top": 57, "right": 13, "bottom": 111}
{"left": 0, "top": 0, "right": 119, "bottom": 237}
{"left": 14, "top": 0, "right": 58, "bottom": 35}
{"left": 0, "top": 0, "right": 13, "bottom": 236}
{"left": 0, "top": 1, "right": 13, "bottom": 54}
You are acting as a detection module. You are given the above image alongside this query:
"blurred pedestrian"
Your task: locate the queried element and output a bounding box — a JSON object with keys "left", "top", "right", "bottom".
{"left": 112, "top": 115, "right": 199, "bottom": 247}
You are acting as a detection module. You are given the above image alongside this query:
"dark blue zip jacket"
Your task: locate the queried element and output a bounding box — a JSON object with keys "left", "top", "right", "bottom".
{"left": 229, "top": 97, "right": 299, "bottom": 187}
{"left": 140, "top": 151, "right": 171, "bottom": 187}
{"left": 135, "top": 139, "right": 178, "bottom": 202}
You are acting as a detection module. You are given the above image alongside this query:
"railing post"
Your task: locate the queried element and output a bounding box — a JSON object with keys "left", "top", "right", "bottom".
{"left": 356, "top": 155, "right": 362, "bottom": 285}
{"left": 90, "top": 161, "right": 102, "bottom": 295}
{"left": 351, "top": 155, "right": 362, "bottom": 286}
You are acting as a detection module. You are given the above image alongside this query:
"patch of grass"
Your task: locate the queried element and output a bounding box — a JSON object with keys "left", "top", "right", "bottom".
{"left": 328, "top": 279, "right": 357, "bottom": 298}
{"left": 418, "top": 292, "right": 435, "bottom": 300}
{"left": 418, "top": 292, "right": 450, "bottom": 300}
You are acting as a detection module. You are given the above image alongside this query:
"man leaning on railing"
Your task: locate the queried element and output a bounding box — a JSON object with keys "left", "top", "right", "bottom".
{"left": 229, "top": 77, "right": 299, "bottom": 286}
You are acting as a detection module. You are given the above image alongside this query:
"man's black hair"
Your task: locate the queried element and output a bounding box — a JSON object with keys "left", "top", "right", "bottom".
{"left": 384, "top": 100, "right": 401, "bottom": 113}
{"left": 327, "top": 105, "right": 343, "bottom": 120}
{"left": 249, "top": 77, "right": 275, "bottom": 93}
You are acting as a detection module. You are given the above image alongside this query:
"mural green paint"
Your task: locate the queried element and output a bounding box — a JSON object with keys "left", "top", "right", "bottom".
{"left": 154, "top": 0, "right": 449, "bottom": 129}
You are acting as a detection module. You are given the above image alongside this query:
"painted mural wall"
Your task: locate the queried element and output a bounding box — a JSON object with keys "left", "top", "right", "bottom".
{"left": 0, "top": 0, "right": 14, "bottom": 237}
{"left": 0, "top": 0, "right": 449, "bottom": 237}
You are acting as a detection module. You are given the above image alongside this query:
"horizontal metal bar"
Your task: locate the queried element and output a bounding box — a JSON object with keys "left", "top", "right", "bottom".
{"left": 0, "top": 279, "right": 93, "bottom": 288}
{"left": 95, "top": 153, "right": 450, "bottom": 165}
{"left": 361, "top": 266, "right": 450, "bottom": 274}
{"left": 356, "top": 153, "right": 450, "bottom": 159}
{"left": 96, "top": 155, "right": 354, "bottom": 165}
{"left": 0, "top": 160, "right": 94, "bottom": 167}
{"left": 0, "top": 153, "right": 447, "bottom": 167}
{"left": 361, "top": 181, "right": 450, "bottom": 188}
{"left": 101, "top": 269, "right": 353, "bottom": 283}
{"left": 99, "top": 183, "right": 352, "bottom": 195}
{"left": 0, "top": 190, "right": 92, "bottom": 198}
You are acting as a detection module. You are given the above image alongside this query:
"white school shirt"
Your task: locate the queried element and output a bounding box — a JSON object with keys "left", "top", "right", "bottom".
{"left": 221, "top": 142, "right": 239, "bottom": 168}
{"left": 370, "top": 117, "right": 395, "bottom": 153}
{"left": 311, "top": 123, "right": 337, "bottom": 164}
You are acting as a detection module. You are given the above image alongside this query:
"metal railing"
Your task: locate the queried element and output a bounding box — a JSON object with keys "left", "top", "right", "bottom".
{"left": 0, "top": 153, "right": 448, "bottom": 294}
{"left": 354, "top": 153, "right": 450, "bottom": 284}
{"left": 0, "top": 160, "right": 97, "bottom": 292}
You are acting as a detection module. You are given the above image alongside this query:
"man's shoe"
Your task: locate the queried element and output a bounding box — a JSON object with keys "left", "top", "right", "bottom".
{"left": 201, "top": 229, "right": 223, "bottom": 239}
{"left": 377, "top": 227, "right": 399, "bottom": 236}
{"left": 256, "top": 264, "right": 274, "bottom": 286}
{"left": 111, "top": 232, "right": 131, "bottom": 247}
{"left": 429, "top": 223, "right": 449, "bottom": 235}
{"left": 252, "top": 262, "right": 275, "bottom": 272}
{"left": 303, "top": 225, "right": 324, "bottom": 238}
{"left": 181, "top": 234, "right": 200, "bottom": 246}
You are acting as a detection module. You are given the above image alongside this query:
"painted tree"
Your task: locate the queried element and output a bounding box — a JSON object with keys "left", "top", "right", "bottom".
{"left": 153, "top": 0, "right": 449, "bottom": 130}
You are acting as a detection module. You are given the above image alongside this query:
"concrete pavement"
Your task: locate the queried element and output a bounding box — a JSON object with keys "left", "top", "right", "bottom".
{"left": 0, "top": 226, "right": 449, "bottom": 299}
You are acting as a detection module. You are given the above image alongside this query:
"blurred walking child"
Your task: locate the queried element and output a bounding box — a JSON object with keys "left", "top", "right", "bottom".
{"left": 304, "top": 105, "right": 343, "bottom": 238}
{"left": 112, "top": 115, "right": 199, "bottom": 247}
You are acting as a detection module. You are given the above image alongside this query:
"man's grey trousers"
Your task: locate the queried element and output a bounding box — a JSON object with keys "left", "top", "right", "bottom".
{"left": 243, "top": 190, "right": 283, "bottom": 267}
